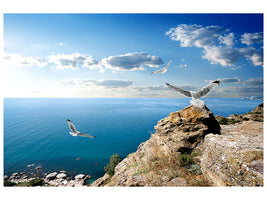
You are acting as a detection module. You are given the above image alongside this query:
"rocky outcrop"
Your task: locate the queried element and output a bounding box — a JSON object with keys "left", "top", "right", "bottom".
{"left": 215, "top": 103, "right": 263, "bottom": 124}
{"left": 91, "top": 103, "right": 263, "bottom": 187}
{"left": 201, "top": 121, "right": 263, "bottom": 186}
{"left": 91, "top": 105, "right": 220, "bottom": 186}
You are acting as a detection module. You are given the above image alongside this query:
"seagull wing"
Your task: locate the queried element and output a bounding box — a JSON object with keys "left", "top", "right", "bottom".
{"left": 151, "top": 68, "right": 164, "bottom": 74}
{"left": 163, "top": 59, "right": 173, "bottom": 70}
{"left": 151, "top": 59, "right": 173, "bottom": 74}
{"left": 166, "top": 82, "right": 192, "bottom": 98}
{"left": 77, "top": 132, "right": 95, "bottom": 138}
{"left": 67, "top": 121, "right": 79, "bottom": 133}
{"left": 195, "top": 82, "right": 218, "bottom": 98}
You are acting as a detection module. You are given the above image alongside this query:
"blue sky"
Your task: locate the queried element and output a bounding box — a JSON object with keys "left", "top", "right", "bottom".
{"left": 3, "top": 14, "right": 263, "bottom": 98}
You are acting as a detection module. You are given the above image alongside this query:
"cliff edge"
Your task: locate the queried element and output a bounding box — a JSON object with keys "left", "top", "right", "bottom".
{"left": 91, "top": 104, "right": 263, "bottom": 187}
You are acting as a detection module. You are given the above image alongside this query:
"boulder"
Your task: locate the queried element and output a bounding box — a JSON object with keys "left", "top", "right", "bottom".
{"left": 90, "top": 174, "right": 110, "bottom": 187}
{"left": 75, "top": 174, "right": 85, "bottom": 180}
{"left": 56, "top": 173, "right": 67, "bottom": 179}
{"left": 35, "top": 166, "right": 42, "bottom": 170}
{"left": 201, "top": 121, "right": 263, "bottom": 186}
{"left": 45, "top": 172, "right": 58, "bottom": 180}
{"left": 154, "top": 104, "right": 221, "bottom": 153}
{"left": 10, "top": 173, "right": 19, "bottom": 179}
{"left": 4, "top": 175, "right": 9, "bottom": 181}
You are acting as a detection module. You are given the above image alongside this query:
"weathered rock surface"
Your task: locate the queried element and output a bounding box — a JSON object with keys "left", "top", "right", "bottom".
{"left": 45, "top": 172, "right": 58, "bottom": 180}
{"left": 201, "top": 121, "right": 263, "bottom": 186}
{"left": 91, "top": 105, "right": 220, "bottom": 186}
{"left": 56, "top": 173, "right": 67, "bottom": 179}
{"left": 91, "top": 103, "right": 263, "bottom": 187}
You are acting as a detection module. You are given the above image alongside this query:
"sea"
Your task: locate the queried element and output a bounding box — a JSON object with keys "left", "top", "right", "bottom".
{"left": 3, "top": 98, "right": 262, "bottom": 182}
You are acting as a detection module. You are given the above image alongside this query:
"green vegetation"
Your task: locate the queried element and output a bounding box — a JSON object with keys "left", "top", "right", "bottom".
{"left": 29, "top": 178, "right": 44, "bottom": 186}
{"left": 219, "top": 117, "right": 228, "bottom": 125}
{"left": 178, "top": 153, "right": 202, "bottom": 175}
{"left": 218, "top": 117, "right": 240, "bottom": 125}
{"left": 178, "top": 154, "right": 194, "bottom": 168}
{"left": 4, "top": 181, "right": 16, "bottom": 187}
{"left": 104, "top": 153, "right": 122, "bottom": 176}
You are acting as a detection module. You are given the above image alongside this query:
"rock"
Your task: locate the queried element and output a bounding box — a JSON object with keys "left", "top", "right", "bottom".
{"left": 10, "top": 173, "right": 19, "bottom": 179}
{"left": 45, "top": 172, "right": 58, "bottom": 180}
{"left": 62, "top": 180, "right": 68, "bottom": 185}
{"left": 170, "top": 177, "right": 187, "bottom": 186}
{"left": 35, "top": 166, "right": 42, "bottom": 170}
{"left": 4, "top": 175, "right": 9, "bottom": 180}
{"left": 90, "top": 174, "right": 110, "bottom": 187}
{"left": 90, "top": 104, "right": 263, "bottom": 187}
{"left": 201, "top": 121, "right": 263, "bottom": 186}
{"left": 56, "top": 173, "right": 67, "bottom": 179}
{"left": 60, "top": 170, "right": 67, "bottom": 174}
{"left": 216, "top": 103, "right": 263, "bottom": 125}
{"left": 75, "top": 174, "right": 85, "bottom": 180}
{"left": 91, "top": 105, "right": 217, "bottom": 187}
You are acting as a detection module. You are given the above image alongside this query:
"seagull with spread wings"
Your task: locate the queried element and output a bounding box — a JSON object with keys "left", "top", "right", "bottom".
{"left": 67, "top": 119, "right": 95, "bottom": 138}
{"left": 151, "top": 59, "right": 173, "bottom": 75}
{"left": 166, "top": 80, "right": 220, "bottom": 107}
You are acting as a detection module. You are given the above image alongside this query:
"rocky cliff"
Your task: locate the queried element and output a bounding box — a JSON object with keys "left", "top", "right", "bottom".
{"left": 91, "top": 104, "right": 263, "bottom": 187}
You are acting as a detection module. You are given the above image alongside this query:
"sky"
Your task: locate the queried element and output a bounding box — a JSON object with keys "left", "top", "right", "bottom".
{"left": 3, "top": 13, "right": 264, "bottom": 98}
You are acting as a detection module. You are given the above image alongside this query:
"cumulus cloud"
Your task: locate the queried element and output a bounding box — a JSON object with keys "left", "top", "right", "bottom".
{"left": 101, "top": 52, "right": 163, "bottom": 71}
{"left": 202, "top": 46, "right": 241, "bottom": 66}
{"left": 166, "top": 24, "right": 263, "bottom": 67}
{"left": 240, "top": 32, "right": 263, "bottom": 46}
{"left": 166, "top": 24, "right": 225, "bottom": 48}
{"left": 59, "top": 79, "right": 134, "bottom": 88}
{"left": 48, "top": 52, "right": 102, "bottom": 70}
{"left": 219, "top": 33, "right": 235, "bottom": 46}
{"left": 4, "top": 54, "right": 48, "bottom": 67}
{"left": 240, "top": 47, "right": 263, "bottom": 66}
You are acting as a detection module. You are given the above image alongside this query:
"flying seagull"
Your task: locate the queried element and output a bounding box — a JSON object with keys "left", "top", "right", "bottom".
{"left": 67, "top": 119, "right": 95, "bottom": 138}
{"left": 151, "top": 59, "right": 173, "bottom": 74}
{"left": 166, "top": 80, "right": 220, "bottom": 107}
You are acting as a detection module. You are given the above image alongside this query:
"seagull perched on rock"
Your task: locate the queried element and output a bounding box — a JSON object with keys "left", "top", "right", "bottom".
{"left": 151, "top": 59, "right": 173, "bottom": 74}
{"left": 166, "top": 80, "right": 220, "bottom": 107}
{"left": 67, "top": 119, "right": 95, "bottom": 138}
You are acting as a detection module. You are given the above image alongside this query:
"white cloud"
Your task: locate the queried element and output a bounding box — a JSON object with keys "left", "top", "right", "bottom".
{"left": 240, "top": 32, "right": 263, "bottom": 46}
{"left": 219, "top": 33, "right": 235, "bottom": 46}
{"left": 179, "top": 64, "right": 187, "bottom": 68}
{"left": 58, "top": 42, "right": 64, "bottom": 46}
{"left": 240, "top": 47, "right": 263, "bottom": 66}
{"left": 101, "top": 52, "right": 163, "bottom": 71}
{"left": 48, "top": 52, "right": 102, "bottom": 71}
{"left": 202, "top": 46, "right": 241, "bottom": 66}
{"left": 166, "top": 24, "right": 225, "bottom": 48}
{"left": 4, "top": 54, "right": 48, "bottom": 67}
{"left": 59, "top": 79, "right": 134, "bottom": 88}
{"left": 242, "top": 77, "right": 263, "bottom": 85}
{"left": 166, "top": 24, "right": 263, "bottom": 67}
{"left": 219, "top": 77, "right": 242, "bottom": 83}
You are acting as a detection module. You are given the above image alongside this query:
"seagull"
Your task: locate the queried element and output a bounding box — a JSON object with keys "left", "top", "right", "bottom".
{"left": 151, "top": 59, "right": 173, "bottom": 74}
{"left": 67, "top": 119, "right": 95, "bottom": 138}
{"left": 166, "top": 80, "right": 220, "bottom": 107}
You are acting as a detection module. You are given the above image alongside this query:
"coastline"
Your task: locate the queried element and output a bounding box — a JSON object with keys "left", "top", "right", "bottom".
{"left": 4, "top": 102, "right": 263, "bottom": 187}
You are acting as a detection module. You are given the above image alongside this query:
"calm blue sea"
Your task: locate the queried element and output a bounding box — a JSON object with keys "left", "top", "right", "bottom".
{"left": 3, "top": 98, "right": 262, "bottom": 182}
